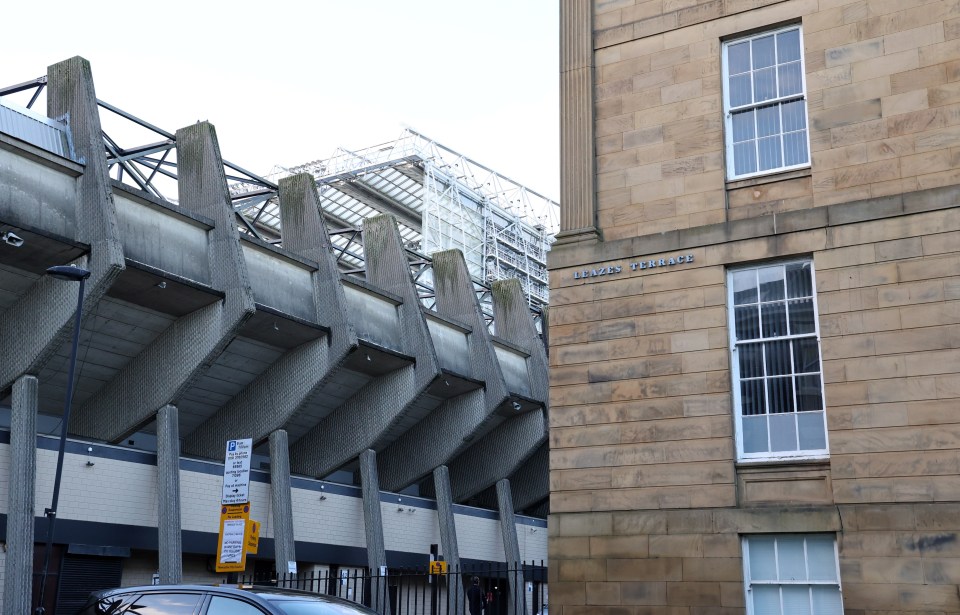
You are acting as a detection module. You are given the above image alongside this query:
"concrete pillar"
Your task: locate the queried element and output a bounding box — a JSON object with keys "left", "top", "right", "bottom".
{"left": 557, "top": 0, "right": 599, "bottom": 243}
{"left": 156, "top": 404, "right": 182, "bottom": 584}
{"left": 434, "top": 465, "right": 465, "bottom": 615}
{"left": 3, "top": 375, "right": 37, "bottom": 615}
{"left": 359, "top": 449, "right": 389, "bottom": 614}
{"left": 269, "top": 430, "right": 297, "bottom": 576}
{"left": 71, "top": 121, "right": 255, "bottom": 442}
{"left": 496, "top": 479, "right": 526, "bottom": 615}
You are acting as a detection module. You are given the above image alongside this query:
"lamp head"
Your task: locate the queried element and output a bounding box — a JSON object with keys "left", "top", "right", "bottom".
{"left": 46, "top": 265, "right": 91, "bottom": 281}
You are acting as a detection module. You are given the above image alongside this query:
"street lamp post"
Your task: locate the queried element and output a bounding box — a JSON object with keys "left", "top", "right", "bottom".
{"left": 35, "top": 264, "right": 91, "bottom": 615}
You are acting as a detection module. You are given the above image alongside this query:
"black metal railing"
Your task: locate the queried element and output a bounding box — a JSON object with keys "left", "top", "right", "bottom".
{"left": 232, "top": 561, "right": 548, "bottom": 615}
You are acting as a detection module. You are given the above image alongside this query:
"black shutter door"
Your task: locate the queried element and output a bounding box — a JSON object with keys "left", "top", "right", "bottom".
{"left": 55, "top": 554, "right": 123, "bottom": 615}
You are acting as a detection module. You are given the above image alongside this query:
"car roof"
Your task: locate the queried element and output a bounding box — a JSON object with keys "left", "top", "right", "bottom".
{"left": 92, "top": 584, "right": 378, "bottom": 613}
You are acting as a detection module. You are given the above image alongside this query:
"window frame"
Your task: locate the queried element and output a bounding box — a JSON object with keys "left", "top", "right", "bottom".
{"left": 727, "top": 259, "right": 829, "bottom": 462}
{"left": 741, "top": 534, "right": 845, "bottom": 615}
{"left": 722, "top": 24, "right": 812, "bottom": 181}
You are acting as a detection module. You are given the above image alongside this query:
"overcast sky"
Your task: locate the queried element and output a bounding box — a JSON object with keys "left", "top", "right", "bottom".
{"left": 0, "top": 1, "right": 559, "bottom": 200}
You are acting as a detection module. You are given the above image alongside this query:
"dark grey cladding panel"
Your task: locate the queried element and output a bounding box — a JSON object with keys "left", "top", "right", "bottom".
{"left": 494, "top": 342, "right": 531, "bottom": 397}
{"left": 113, "top": 191, "right": 211, "bottom": 286}
{"left": 342, "top": 282, "right": 403, "bottom": 351}
{"left": 425, "top": 313, "right": 472, "bottom": 376}
{"left": 0, "top": 143, "right": 79, "bottom": 240}
{"left": 241, "top": 241, "right": 316, "bottom": 322}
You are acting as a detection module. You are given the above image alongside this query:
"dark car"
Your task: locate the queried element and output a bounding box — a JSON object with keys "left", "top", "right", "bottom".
{"left": 76, "top": 584, "right": 379, "bottom": 615}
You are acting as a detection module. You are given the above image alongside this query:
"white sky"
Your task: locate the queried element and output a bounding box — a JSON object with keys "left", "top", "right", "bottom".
{"left": 0, "top": 1, "right": 560, "bottom": 200}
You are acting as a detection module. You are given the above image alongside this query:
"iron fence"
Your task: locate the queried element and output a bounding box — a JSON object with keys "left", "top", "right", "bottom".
{"left": 232, "top": 561, "right": 548, "bottom": 615}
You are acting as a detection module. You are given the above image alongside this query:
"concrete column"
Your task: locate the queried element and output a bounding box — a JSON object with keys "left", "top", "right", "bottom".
{"left": 434, "top": 465, "right": 465, "bottom": 615}
{"left": 359, "top": 449, "right": 389, "bottom": 614}
{"left": 269, "top": 430, "right": 297, "bottom": 576}
{"left": 496, "top": 479, "right": 526, "bottom": 615}
{"left": 3, "top": 375, "right": 37, "bottom": 615}
{"left": 557, "top": 0, "right": 599, "bottom": 243}
{"left": 156, "top": 404, "right": 182, "bottom": 584}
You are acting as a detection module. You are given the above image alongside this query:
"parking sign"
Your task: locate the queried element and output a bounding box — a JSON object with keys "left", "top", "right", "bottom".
{"left": 222, "top": 438, "right": 252, "bottom": 505}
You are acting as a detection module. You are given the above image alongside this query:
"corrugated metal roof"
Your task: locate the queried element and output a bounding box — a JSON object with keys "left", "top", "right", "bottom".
{"left": 0, "top": 101, "right": 75, "bottom": 160}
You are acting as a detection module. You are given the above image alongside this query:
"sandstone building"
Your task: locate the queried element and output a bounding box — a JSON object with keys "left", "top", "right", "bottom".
{"left": 549, "top": 0, "right": 960, "bottom": 612}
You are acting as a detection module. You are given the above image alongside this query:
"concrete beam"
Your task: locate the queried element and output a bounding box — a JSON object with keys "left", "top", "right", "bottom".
{"left": 449, "top": 409, "right": 548, "bottom": 503}
{"left": 492, "top": 278, "right": 548, "bottom": 403}
{"left": 0, "top": 57, "right": 125, "bottom": 392}
{"left": 376, "top": 249, "right": 508, "bottom": 491}
{"left": 182, "top": 175, "right": 358, "bottom": 459}
{"left": 270, "top": 430, "right": 297, "bottom": 576}
{"left": 289, "top": 215, "right": 440, "bottom": 478}
{"left": 156, "top": 404, "right": 182, "bottom": 584}
{"left": 71, "top": 121, "right": 255, "bottom": 441}
{"left": 3, "top": 375, "right": 37, "bottom": 615}
{"left": 445, "top": 277, "right": 549, "bottom": 501}
{"left": 359, "top": 449, "right": 389, "bottom": 614}
{"left": 508, "top": 441, "right": 549, "bottom": 513}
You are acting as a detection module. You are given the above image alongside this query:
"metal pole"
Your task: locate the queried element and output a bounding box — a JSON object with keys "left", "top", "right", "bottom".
{"left": 35, "top": 272, "right": 87, "bottom": 615}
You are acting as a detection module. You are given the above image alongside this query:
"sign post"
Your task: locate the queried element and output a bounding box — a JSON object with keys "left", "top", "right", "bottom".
{"left": 216, "top": 439, "right": 254, "bottom": 578}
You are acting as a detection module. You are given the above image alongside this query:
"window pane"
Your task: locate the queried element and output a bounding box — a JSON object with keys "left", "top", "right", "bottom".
{"left": 785, "top": 262, "right": 812, "bottom": 297}
{"left": 777, "top": 29, "right": 801, "bottom": 62}
{"left": 788, "top": 298, "right": 815, "bottom": 334}
{"left": 753, "top": 35, "right": 776, "bottom": 69}
{"left": 761, "top": 302, "right": 788, "bottom": 337}
{"left": 778, "top": 62, "right": 803, "bottom": 97}
{"left": 782, "top": 586, "right": 811, "bottom": 615}
{"left": 798, "top": 410, "right": 827, "bottom": 450}
{"left": 807, "top": 536, "right": 838, "bottom": 581}
{"left": 758, "top": 136, "right": 783, "bottom": 171}
{"left": 752, "top": 586, "right": 782, "bottom": 615}
{"left": 736, "top": 305, "right": 761, "bottom": 340}
{"left": 811, "top": 586, "right": 844, "bottom": 615}
{"left": 743, "top": 414, "right": 769, "bottom": 452}
{"left": 757, "top": 105, "right": 782, "bottom": 137}
{"left": 729, "top": 41, "right": 751, "bottom": 74}
{"left": 207, "top": 596, "right": 266, "bottom": 615}
{"left": 739, "top": 343, "right": 764, "bottom": 378}
{"left": 792, "top": 338, "right": 821, "bottom": 373}
{"left": 782, "top": 99, "right": 808, "bottom": 133}
{"left": 733, "top": 269, "right": 759, "bottom": 304}
{"left": 730, "top": 73, "right": 753, "bottom": 107}
{"left": 783, "top": 131, "right": 809, "bottom": 167}
{"left": 733, "top": 109, "right": 756, "bottom": 142}
{"left": 125, "top": 593, "right": 202, "bottom": 615}
{"left": 734, "top": 140, "right": 758, "bottom": 175}
{"left": 767, "top": 377, "right": 794, "bottom": 413}
{"left": 742, "top": 380, "right": 767, "bottom": 416}
{"left": 778, "top": 536, "right": 808, "bottom": 581}
{"left": 769, "top": 412, "right": 798, "bottom": 451}
{"left": 754, "top": 67, "right": 777, "bottom": 101}
{"left": 765, "top": 340, "right": 792, "bottom": 375}
{"left": 759, "top": 266, "right": 785, "bottom": 301}
{"left": 749, "top": 536, "right": 778, "bottom": 580}
{"left": 796, "top": 376, "right": 824, "bottom": 412}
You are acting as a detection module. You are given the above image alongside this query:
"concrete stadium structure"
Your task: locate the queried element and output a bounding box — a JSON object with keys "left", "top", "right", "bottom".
{"left": 0, "top": 57, "right": 549, "bottom": 614}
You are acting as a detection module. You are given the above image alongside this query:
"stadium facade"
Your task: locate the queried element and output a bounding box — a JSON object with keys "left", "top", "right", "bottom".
{"left": 0, "top": 57, "right": 552, "bottom": 614}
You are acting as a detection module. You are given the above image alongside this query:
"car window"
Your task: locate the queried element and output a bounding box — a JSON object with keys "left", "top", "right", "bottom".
{"left": 206, "top": 596, "right": 267, "bottom": 614}
{"left": 271, "top": 600, "right": 376, "bottom": 614}
{"left": 124, "top": 592, "right": 202, "bottom": 615}
{"left": 81, "top": 593, "right": 140, "bottom": 614}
